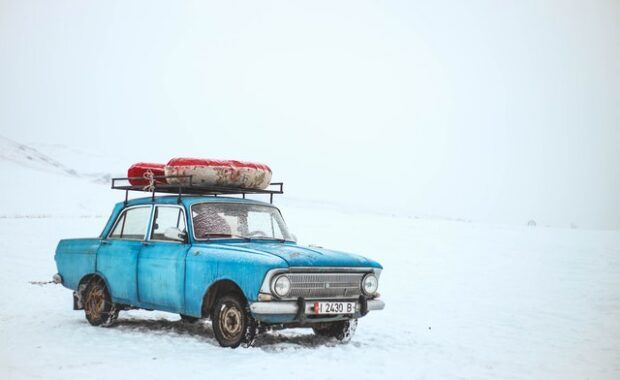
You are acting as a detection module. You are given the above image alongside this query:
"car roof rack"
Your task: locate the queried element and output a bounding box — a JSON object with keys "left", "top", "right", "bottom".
{"left": 111, "top": 175, "right": 284, "bottom": 205}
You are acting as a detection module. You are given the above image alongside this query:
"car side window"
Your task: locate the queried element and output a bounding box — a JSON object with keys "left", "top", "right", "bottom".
{"left": 109, "top": 206, "right": 151, "bottom": 240}
{"left": 151, "top": 206, "right": 186, "bottom": 242}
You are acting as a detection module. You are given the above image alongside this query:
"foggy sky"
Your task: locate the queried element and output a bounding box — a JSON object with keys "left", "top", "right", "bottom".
{"left": 1, "top": 0, "right": 619, "bottom": 229}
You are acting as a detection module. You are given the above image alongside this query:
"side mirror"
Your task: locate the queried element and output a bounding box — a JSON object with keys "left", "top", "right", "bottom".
{"left": 164, "top": 227, "right": 186, "bottom": 242}
{"left": 290, "top": 233, "right": 298, "bottom": 243}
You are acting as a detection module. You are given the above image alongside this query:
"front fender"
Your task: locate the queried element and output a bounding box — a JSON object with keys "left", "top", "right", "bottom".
{"left": 183, "top": 245, "right": 288, "bottom": 317}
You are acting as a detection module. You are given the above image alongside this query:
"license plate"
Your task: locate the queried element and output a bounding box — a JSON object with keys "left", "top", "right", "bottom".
{"left": 313, "top": 301, "right": 356, "bottom": 315}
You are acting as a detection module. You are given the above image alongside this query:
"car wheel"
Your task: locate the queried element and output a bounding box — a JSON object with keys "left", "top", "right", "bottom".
{"left": 211, "top": 294, "right": 256, "bottom": 348}
{"left": 83, "top": 277, "right": 118, "bottom": 327}
{"left": 179, "top": 314, "right": 199, "bottom": 323}
{"left": 312, "top": 319, "right": 358, "bottom": 343}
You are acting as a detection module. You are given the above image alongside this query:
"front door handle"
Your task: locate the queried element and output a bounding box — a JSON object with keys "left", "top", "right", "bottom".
{"left": 142, "top": 241, "right": 152, "bottom": 246}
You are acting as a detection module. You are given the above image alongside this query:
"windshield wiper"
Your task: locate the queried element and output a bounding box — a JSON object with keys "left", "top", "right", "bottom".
{"left": 203, "top": 233, "right": 251, "bottom": 241}
{"left": 248, "top": 237, "right": 288, "bottom": 243}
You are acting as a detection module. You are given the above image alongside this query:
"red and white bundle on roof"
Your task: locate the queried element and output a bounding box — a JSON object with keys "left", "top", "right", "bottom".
{"left": 127, "top": 162, "right": 166, "bottom": 186}
{"left": 127, "top": 158, "right": 272, "bottom": 190}
{"left": 165, "top": 158, "right": 272, "bottom": 189}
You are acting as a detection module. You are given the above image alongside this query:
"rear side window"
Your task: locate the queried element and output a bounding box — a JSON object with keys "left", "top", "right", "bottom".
{"left": 109, "top": 206, "right": 151, "bottom": 240}
{"left": 150, "top": 206, "right": 186, "bottom": 241}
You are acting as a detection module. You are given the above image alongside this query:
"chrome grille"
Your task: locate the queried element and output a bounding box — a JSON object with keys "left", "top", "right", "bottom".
{"left": 287, "top": 272, "right": 364, "bottom": 299}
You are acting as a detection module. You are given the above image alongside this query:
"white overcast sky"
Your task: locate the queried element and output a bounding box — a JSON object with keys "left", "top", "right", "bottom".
{"left": 1, "top": 0, "right": 619, "bottom": 229}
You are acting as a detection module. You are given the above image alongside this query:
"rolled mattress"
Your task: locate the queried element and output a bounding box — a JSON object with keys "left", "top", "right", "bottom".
{"left": 164, "top": 158, "right": 272, "bottom": 189}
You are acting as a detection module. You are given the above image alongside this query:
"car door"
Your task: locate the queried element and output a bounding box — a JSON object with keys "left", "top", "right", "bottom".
{"left": 137, "top": 205, "right": 189, "bottom": 312}
{"left": 97, "top": 205, "right": 152, "bottom": 305}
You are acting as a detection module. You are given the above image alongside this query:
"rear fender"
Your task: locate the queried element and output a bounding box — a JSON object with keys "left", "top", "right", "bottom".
{"left": 74, "top": 272, "right": 112, "bottom": 309}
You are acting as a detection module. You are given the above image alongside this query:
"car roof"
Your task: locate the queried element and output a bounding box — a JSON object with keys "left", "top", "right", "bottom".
{"left": 121, "top": 195, "right": 276, "bottom": 209}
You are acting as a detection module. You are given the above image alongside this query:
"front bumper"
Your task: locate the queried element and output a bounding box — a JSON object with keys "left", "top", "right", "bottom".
{"left": 249, "top": 298, "right": 385, "bottom": 324}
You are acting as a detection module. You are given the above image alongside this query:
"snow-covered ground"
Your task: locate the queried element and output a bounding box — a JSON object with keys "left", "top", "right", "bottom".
{"left": 0, "top": 139, "right": 619, "bottom": 379}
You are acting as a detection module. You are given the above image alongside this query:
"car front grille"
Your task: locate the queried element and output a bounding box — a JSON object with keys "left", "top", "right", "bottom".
{"left": 287, "top": 272, "right": 364, "bottom": 299}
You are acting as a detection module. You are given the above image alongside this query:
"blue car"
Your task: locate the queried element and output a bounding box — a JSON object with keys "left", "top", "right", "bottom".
{"left": 54, "top": 181, "right": 385, "bottom": 348}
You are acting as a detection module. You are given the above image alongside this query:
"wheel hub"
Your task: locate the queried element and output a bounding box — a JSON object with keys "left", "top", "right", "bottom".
{"left": 85, "top": 287, "right": 105, "bottom": 318}
{"left": 219, "top": 305, "right": 242, "bottom": 339}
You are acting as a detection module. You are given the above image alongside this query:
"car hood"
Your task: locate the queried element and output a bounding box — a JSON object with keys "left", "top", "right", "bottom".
{"left": 201, "top": 241, "right": 382, "bottom": 268}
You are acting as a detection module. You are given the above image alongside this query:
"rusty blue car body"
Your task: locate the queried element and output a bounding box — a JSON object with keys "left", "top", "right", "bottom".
{"left": 54, "top": 195, "right": 385, "bottom": 330}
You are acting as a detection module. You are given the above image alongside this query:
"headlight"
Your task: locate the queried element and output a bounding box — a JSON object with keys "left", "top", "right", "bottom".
{"left": 272, "top": 275, "right": 291, "bottom": 297}
{"left": 362, "top": 273, "right": 378, "bottom": 295}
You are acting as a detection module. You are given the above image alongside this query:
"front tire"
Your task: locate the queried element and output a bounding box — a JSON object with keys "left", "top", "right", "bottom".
{"left": 313, "top": 319, "right": 358, "bottom": 343}
{"left": 211, "top": 294, "right": 256, "bottom": 348}
{"left": 83, "top": 277, "right": 118, "bottom": 327}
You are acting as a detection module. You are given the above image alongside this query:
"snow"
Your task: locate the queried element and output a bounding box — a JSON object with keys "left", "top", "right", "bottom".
{"left": 1, "top": 143, "right": 619, "bottom": 379}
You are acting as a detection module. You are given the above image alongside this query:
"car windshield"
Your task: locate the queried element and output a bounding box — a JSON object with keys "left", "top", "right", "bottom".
{"left": 191, "top": 202, "right": 292, "bottom": 241}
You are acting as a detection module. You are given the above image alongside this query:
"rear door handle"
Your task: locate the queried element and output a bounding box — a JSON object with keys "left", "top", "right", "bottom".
{"left": 142, "top": 241, "right": 152, "bottom": 246}
{"left": 101, "top": 240, "right": 110, "bottom": 245}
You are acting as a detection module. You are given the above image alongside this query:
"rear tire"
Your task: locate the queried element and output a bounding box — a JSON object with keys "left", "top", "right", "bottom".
{"left": 83, "top": 277, "right": 118, "bottom": 327}
{"left": 211, "top": 294, "right": 256, "bottom": 348}
{"left": 312, "top": 319, "right": 358, "bottom": 343}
